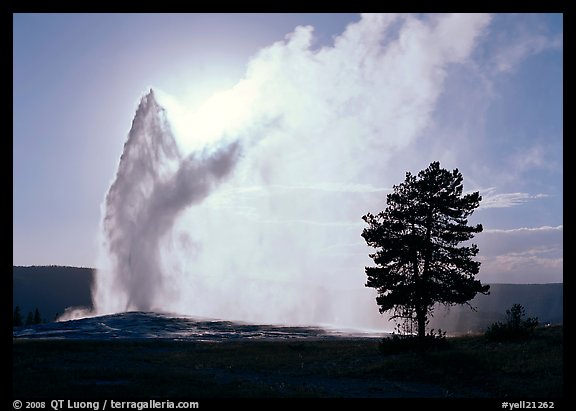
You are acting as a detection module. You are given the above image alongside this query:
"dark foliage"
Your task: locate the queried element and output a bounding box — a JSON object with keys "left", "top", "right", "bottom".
{"left": 485, "top": 303, "right": 539, "bottom": 341}
{"left": 34, "top": 308, "right": 42, "bottom": 324}
{"left": 14, "top": 305, "right": 44, "bottom": 327}
{"left": 362, "top": 161, "right": 489, "bottom": 340}
{"left": 379, "top": 329, "right": 448, "bottom": 354}
{"left": 13, "top": 306, "right": 23, "bottom": 327}
{"left": 25, "top": 311, "right": 34, "bottom": 326}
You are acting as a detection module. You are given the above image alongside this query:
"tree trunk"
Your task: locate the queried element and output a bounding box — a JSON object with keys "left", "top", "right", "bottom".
{"left": 416, "top": 307, "right": 426, "bottom": 340}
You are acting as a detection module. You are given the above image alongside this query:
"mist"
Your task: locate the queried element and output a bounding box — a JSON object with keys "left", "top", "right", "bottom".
{"left": 63, "top": 14, "right": 492, "bottom": 330}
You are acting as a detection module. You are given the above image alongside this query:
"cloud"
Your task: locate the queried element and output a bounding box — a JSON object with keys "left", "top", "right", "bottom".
{"left": 478, "top": 224, "right": 562, "bottom": 255}
{"left": 479, "top": 252, "right": 563, "bottom": 283}
{"left": 476, "top": 224, "right": 562, "bottom": 283}
{"left": 510, "top": 145, "right": 546, "bottom": 171}
{"left": 483, "top": 225, "right": 562, "bottom": 234}
{"left": 479, "top": 187, "right": 548, "bottom": 209}
{"left": 261, "top": 218, "right": 364, "bottom": 229}
{"left": 212, "top": 183, "right": 390, "bottom": 197}
{"left": 506, "top": 144, "right": 562, "bottom": 177}
{"left": 492, "top": 31, "right": 562, "bottom": 73}
{"left": 268, "top": 183, "right": 391, "bottom": 193}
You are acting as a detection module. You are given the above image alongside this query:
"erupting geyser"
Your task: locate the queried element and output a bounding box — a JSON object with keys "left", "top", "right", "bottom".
{"left": 93, "top": 90, "right": 241, "bottom": 314}
{"left": 62, "top": 14, "right": 491, "bottom": 330}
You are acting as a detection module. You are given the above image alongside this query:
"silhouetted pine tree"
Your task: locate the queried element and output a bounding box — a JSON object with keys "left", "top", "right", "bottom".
{"left": 34, "top": 308, "right": 42, "bottom": 325}
{"left": 25, "top": 311, "right": 34, "bottom": 326}
{"left": 362, "top": 161, "right": 489, "bottom": 340}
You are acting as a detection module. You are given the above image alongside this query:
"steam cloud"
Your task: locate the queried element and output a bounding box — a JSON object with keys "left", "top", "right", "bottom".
{"left": 75, "top": 14, "right": 492, "bottom": 329}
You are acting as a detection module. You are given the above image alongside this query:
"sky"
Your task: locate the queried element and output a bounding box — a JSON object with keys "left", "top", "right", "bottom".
{"left": 13, "top": 13, "right": 563, "bottom": 286}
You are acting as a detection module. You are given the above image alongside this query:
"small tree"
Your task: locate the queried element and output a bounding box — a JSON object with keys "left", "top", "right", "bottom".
{"left": 485, "top": 303, "right": 539, "bottom": 341}
{"left": 33, "top": 308, "right": 42, "bottom": 325}
{"left": 362, "top": 161, "right": 490, "bottom": 340}
{"left": 13, "top": 306, "right": 23, "bottom": 327}
{"left": 25, "top": 311, "right": 34, "bottom": 326}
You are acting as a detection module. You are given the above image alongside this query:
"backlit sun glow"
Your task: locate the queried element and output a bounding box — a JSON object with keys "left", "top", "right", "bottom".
{"left": 156, "top": 80, "right": 260, "bottom": 156}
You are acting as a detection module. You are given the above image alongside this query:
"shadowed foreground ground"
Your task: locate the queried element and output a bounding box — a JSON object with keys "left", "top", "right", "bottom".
{"left": 13, "top": 326, "right": 562, "bottom": 398}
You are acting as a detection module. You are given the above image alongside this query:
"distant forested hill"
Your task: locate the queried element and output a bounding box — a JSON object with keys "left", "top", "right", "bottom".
{"left": 13, "top": 266, "right": 562, "bottom": 333}
{"left": 13, "top": 266, "right": 94, "bottom": 322}
{"left": 429, "top": 283, "right": 563, "bottom": 334}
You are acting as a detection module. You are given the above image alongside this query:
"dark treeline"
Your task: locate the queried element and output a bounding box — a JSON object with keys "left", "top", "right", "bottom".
{"left": 13, "top": 306, "right": 48, "bottom": 327}
{"left": 13, "top": 265, "right": 94, "bottom": 323}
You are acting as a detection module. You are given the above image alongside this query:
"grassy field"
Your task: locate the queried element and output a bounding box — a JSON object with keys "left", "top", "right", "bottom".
{"left": 13, "top": 325, "right": 562, "bottom": 398}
